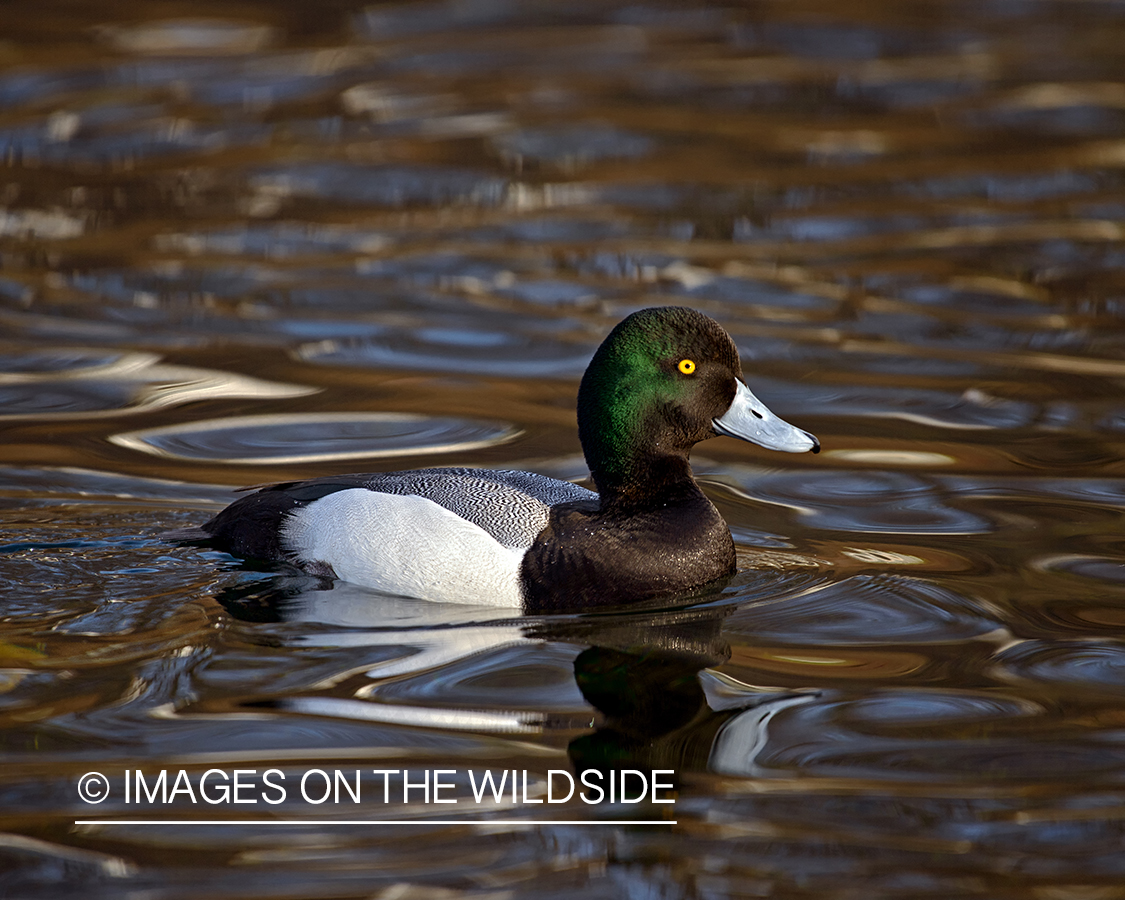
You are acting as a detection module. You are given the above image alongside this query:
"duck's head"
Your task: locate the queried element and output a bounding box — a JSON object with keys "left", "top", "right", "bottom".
{"left": 577, "top": 306, "right": 818, "bottom": 495}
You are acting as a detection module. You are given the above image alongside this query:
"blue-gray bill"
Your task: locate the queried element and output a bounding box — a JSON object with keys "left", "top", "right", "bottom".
{"left": 712, "top": 379, "right": 820, "bottom": 453}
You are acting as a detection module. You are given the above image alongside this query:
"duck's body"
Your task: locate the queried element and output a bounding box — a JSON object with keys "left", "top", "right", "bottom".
{"left": 170, "top": 307, "right": 818, "bottom": 611}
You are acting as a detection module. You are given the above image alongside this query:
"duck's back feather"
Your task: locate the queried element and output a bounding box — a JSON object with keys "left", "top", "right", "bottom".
{"left": 182, "top": 466, "right": 596, "bottom": 563}
{"left": 352, "top": 468, "right": 596, "bottom": 549}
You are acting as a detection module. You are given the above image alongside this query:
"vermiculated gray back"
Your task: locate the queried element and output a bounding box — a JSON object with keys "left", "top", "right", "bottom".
{"left": 361, "top": 468, "right": 596, "bottom": 549}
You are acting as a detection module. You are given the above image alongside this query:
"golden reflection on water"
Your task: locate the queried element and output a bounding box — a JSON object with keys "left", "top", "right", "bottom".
{"left": 726, "top": 645, "right": 932, "bottom": 680}
{"left": 2, "top": 0, "right": 1125, "bottom": 896}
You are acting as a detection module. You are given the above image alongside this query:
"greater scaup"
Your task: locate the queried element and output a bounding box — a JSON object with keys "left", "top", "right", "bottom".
{"left": 167, "top": 306, "right": 818, "bottom": 611}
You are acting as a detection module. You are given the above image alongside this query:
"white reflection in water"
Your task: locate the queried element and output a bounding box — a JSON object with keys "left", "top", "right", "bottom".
{"left": 284, "top": 696, "right": 544, "bottom": 734}
{"left": 98, "top": 19, "right": 276, "bottom": 55}
{"left": 708, "top": 693, "right": 818, "bottom": 778}
{"left": 0, "top": 209, "right": 85, "bottom": 240}
{"left": 0, "top": 351, "right": 314, "bottom": 420}
{"left": 252, "top": 581, "right": 584, "bottom": 735}
{"left": 826, "top": 449, "right": 957, "bottom": 466}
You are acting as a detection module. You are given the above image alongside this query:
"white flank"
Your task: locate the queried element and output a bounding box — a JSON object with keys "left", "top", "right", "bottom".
{"left": 282, "top": 489, "right": 525, "bottom": 607}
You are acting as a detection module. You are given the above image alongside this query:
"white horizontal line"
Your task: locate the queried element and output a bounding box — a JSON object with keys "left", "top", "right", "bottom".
{"left": 75, "top": 819, "right": 675, "bottom": 826}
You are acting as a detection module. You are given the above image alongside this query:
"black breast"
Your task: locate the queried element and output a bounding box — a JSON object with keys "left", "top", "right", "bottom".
{"left": 519, "top": 489, "right": 736, "bottom": 613}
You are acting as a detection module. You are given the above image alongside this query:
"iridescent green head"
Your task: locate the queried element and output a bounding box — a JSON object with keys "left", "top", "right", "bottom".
{"left": 577, "top": 306, "right": 818, "bottom": 496}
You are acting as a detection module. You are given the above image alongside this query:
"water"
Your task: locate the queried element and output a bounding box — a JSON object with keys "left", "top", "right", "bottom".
{"left": 2, "top": 0, "right": 1125, "bottom": 896}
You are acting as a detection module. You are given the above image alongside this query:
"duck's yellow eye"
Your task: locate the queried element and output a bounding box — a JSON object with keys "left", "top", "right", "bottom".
{"left": 678, "top": 358, "right": 696, "bottom": 375}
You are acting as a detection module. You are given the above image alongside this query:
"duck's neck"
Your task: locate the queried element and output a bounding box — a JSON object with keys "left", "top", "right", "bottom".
{"left": 587, "top": 448, "right": 703, "bottom": 513}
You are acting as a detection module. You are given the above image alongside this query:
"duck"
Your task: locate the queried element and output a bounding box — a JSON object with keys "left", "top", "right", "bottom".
{"left": 167, "top": 306, "right": 819, "bottom": 612}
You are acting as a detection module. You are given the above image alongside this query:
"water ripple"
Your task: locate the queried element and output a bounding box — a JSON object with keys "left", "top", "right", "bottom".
{"left": 99, "top": 19, "right": 277, "bottom": 56}
{"left": 0, "top": 351, "right": 314, "bottom": 419}
{"left": 250, "top": 163, "right": 508, "bottom": 209}
{"left": 995, "top": 641, "right": 1125, "bottom": 695}
{"left": 297, "top": 319, "right": 596, "bottom": 377}
{"left": 843, "top": 689, "right": 1037, "bottom": 728}
{"left": 1033, "top": 554, "right": 1125, "bottom": 586}
{"left": 725, "top": 575, "right": 999, "bottom": 645}
{"left": 109, "top": 412, "right": 518, "bottom": 464}
{"left": 751, "top": 693, "right": 1125, "bottom": 782}
{"left": 492, "top": 124, "right": 655, "bottom": 170}
{"left": 721, "top": 468, "right": 991, "bottom": 535}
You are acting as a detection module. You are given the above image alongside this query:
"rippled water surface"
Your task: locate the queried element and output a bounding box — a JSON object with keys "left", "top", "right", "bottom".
{"left": 3, "top": 1, "right": 1125, "bottom": 897}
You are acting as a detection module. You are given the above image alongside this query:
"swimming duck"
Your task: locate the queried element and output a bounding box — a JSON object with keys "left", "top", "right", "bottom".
{"left": 169, "top": 306, "right": 818, "bottom": 611}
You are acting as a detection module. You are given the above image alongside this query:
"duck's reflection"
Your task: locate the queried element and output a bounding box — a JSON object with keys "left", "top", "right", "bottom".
{"left": 539, "top": 614, "right": 815, "bottom": 780}
{"left": 214, "top": 576, "right": 815, "bottom": 778}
